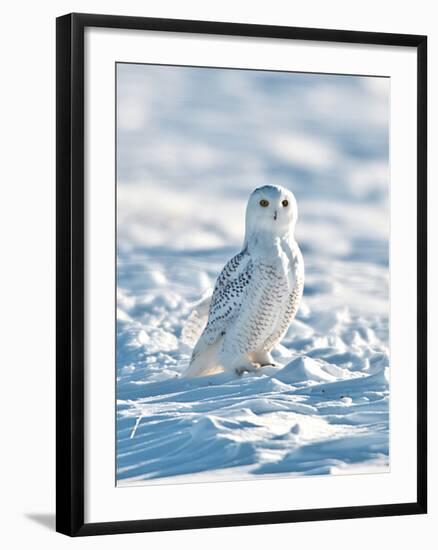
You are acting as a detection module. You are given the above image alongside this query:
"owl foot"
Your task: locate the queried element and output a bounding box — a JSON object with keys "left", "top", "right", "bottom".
{"left": 235, "top": 363, "right": 261, "bottom": 376}
{"left": 249, "top": 351, "right": 277, "bottom": 366}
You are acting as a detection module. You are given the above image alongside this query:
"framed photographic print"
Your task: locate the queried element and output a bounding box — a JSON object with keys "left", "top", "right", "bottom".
{"left": 56, "top": 13, "right": 427, "bottom": 536}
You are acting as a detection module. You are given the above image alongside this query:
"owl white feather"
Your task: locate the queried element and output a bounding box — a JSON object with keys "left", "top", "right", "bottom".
{"left": 182, "top": 184, "right": 304, "bottom": 377}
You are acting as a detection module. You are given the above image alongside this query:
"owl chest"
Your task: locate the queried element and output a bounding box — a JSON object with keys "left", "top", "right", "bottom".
{"left": 257, "top": 250, "right": 294, "bottom": 290}
{"left": 249, "top": 262, "right": 293, "bottom": 323}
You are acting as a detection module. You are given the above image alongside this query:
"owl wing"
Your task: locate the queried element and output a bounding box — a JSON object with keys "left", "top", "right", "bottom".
{"left": 185, "top": 250, "right": 253, "bottom": 375}
{"left": 202, "top": 250, "right": 253, "bottom": 344}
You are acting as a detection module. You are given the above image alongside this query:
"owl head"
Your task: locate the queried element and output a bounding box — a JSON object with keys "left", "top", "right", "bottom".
{"left": 244, "top": 185, "right": 298, "bottom": 247}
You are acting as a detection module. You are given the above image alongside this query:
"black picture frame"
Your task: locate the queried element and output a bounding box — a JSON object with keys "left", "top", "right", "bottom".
{"left": 56, "top": 12, "right": 427, "bottom": 537}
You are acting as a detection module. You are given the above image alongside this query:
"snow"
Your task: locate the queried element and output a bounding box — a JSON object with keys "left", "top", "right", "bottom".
{"left": 116, "top": 64, "right": 389, "bottom": 485}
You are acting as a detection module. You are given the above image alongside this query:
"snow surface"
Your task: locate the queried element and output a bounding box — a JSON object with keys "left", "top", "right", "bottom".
{"left": 116, "top": 64, "right": 389, "bottom": 485}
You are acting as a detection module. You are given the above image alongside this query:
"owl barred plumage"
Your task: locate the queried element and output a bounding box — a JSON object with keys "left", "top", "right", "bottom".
{"left": 183, "top": 185, "right": 304, "bottom": 377}
{"left": 262, "top": 273, "right": 304, "bottom": 352}
{"left": 202, "top": 253, "right": 253, "bottom": 345}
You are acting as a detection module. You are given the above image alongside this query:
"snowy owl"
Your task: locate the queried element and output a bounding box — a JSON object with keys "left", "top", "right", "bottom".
{"left": 183, "top": 184, "right": 304, "bottom": 377}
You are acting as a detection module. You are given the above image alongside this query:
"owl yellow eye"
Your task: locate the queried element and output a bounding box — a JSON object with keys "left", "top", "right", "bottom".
{"left": 282, "top": 199, "right": 289, "bottom": 207}
{"left": 259, "top": 199, "right": 269, "bottom": 207}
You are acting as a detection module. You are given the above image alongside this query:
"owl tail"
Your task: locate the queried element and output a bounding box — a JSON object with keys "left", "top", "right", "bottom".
{"left": 180, "top": 292, "right": 212, "bottom": 348}
{"left": 182, "top": 338, "right": 223, "bottom": 378}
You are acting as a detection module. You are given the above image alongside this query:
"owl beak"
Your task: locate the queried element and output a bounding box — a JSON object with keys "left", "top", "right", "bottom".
{"left": 273, "top": 211, "right": 277, "bottom": 221}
